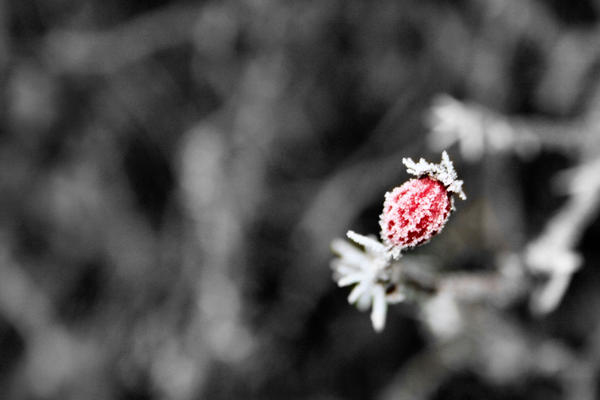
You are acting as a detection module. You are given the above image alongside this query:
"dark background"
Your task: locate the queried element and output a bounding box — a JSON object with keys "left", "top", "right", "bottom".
{"left": 1, "top": 0, "right": 600, "bottom": 399}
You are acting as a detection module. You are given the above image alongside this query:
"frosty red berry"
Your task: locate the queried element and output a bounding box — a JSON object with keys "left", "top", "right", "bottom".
{"left": 330, "top": 151, "right": 465, "bottom": 331}
{"left": 380, "top": 176, "right": 452, "bottom": 250}
{"left": 380, "top": 151, "right": 465, "bottom": 258}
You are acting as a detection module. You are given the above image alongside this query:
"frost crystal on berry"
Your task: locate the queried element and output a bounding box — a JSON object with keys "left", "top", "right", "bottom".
{"left": 380, "top": 151, "right": 465, "bottom": 258}
{"left": 402, "top": 151, "right": 466, "bottom": 200}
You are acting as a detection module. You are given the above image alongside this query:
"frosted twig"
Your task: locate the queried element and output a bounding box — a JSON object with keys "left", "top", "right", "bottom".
{"left": 427, "top": 95, "right": 599, "bottom": 160}
{"left": 526, "top": 159, "right": 600, "bottom": 314}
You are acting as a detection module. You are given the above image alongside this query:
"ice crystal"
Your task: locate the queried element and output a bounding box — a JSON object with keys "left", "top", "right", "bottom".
{"left": 402, "top": 151, "right": 466, "bottom": 200}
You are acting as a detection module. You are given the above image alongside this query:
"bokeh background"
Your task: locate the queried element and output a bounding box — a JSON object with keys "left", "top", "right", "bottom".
{"left": 2, "top": 0, "right": 600, "bottom": 399}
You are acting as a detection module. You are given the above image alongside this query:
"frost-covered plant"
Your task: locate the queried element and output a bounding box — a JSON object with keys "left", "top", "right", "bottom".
{"left": 331, "top": 151, "right": 465, "bottom": 331}
{"left": 427, "top": 94, "right": 600, "bottom": 316}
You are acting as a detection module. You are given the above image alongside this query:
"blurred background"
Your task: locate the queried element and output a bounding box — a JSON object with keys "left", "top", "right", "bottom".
{"left": 2, "top": 0, "right": 600, "bottom": 399}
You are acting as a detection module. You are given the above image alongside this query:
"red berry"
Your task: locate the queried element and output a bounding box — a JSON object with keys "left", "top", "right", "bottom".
{"left": 379, "top": 176, "right": 452, "bottom": 251}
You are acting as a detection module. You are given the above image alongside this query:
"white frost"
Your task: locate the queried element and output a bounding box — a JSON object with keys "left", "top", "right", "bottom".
{"left": 402, "top": 151, "right": 466, "bottom": 200}
{"left": 330, "top": 231, "right": 405, "bottom": 332}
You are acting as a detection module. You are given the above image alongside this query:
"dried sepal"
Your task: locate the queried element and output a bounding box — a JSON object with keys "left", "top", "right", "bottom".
{"left": 402, "top": 151, "right": 466, "bottom": 200}
{"left": 330, "top": 231, "right": 404, "bottom": 332}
